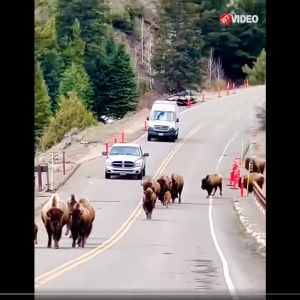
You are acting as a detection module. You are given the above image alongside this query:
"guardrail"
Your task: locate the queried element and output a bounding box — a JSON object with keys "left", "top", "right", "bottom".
{"left": 253, "top": 182, "right": 266, "bottom": 211}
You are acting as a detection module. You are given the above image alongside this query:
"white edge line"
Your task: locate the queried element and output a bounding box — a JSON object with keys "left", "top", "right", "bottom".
{"left": 209, "top": 131, "right": 240, "bottom": 300}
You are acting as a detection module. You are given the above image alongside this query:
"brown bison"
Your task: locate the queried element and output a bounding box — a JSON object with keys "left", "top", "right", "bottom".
{"left": 141, "top": 177, "right": 161, "bottom": 207}
{"left": 143, "top": 187, "right": 156, "bottom": 219}
{"left": 201, "top": 174, "right": 223, "bottom": 198}
{"left": 69, "top": 201, "right": 92, "bottom": 248}
{"left": 170, "top": 173, "right": 184, "bottom": 203}
{"left": 157, "top": 175, "right": 171, "bottom": 204}
{"left": 67, "top": 194, "right": 78, "bottom": 238}
{"left": 34, "top": 222, "right": 38, "bottom": 244}
{"left": 245, "top": 157, "right": 266, "bottom": 174}
{"left": 164, "top": 191, "right": 172, "bottom": 208}
{"left": 41, "top": 193, "right": 70, "bottom": 249}
{"left": 239, "top": 172, "right": 265, "bottom": 195}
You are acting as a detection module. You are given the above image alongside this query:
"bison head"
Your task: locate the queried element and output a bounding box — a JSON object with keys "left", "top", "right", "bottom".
{"left": 172, "top": 174, "right": 178, "bottom": 185}
{"left": 201, "top": 178, "right": 208, "bottom": 190}
{"left": 142, "top": 181, "right": 152, "bottom": 192}
{"left": 67, "top": 194, "right": 77, "bottom": 211}
{"left": 46, "top": 208, "right": 64, "bottom": 231}
{"left": 145, "top": 187, "right": 153, "bottom": 197}
{"left": 69, "top": 203, "right": 83, "bottom": 222}
{"left": 157, "top": 178, "right": 166, "bottom": 189}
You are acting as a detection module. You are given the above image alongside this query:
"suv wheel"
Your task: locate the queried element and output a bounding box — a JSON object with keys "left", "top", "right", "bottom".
{"left": 105, "top": 172, "right": 111, "bottom": 179}
{"left": 137, "top": 172, "right": 143, "bottom": 180}
{"left": 142, "top": 167, "right": 146, "bottom": 176}
{"left": 147, "top": 135, "right": 151, "bottom": 141}
{"left": 170, "top": 136, "right": 175, "bottom": 142}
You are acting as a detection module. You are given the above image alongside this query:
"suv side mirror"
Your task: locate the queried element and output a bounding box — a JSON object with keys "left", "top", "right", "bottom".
{"left": 143, "top": 153, "right": 149, "bottom": 157}
{"left": 102, "top": 151, "right": 107, "bottom": 156}
{"left": 146, "top": 116, "right": 149, "bottom": 121}
{"left": 176, "top": 118, "right": 179, "bottom": 122}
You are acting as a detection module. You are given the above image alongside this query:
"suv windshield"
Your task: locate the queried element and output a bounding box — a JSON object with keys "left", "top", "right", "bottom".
{"left": 109, "top": 146, "right": 140, "bottom": 156}
{"left": 150, "top": 111, "right": 175, "bottom": 121}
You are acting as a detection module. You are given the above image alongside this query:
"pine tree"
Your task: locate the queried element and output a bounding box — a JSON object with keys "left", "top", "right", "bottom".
{"left": 40, "top": 91, "right": 97, "bottom": 150}
{"left": 34, "top": 58, "right": 51, "bottom": 146}
{"left": 58, "top": 62, "right": 93, "bottom": 108}
{"left": 91, "top": 44, "right": 138, "bottom": 119}
{"left": 152, "top": 0, "right": 205, "bottom": 92}
{"left": 56, "top": 0, "right": 111, "bottom": 74}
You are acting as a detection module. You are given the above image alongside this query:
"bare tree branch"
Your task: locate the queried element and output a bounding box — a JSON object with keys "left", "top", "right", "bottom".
{"left": 206, "top": 48, "right": 216, "bottom": 87}
{"left": 214, "top": 56, "right": 225, "bottom": 80}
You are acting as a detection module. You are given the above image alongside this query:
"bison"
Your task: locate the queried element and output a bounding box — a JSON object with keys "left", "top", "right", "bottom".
{"left": 164, "top": 191, "right": 172, "bottom": 208}
{"left": 141, "top": 177, "right": 161, "bottom": 207}
{"left": 67, "top": 194, "right": 78, "bottom": 238}
{"left": 143, "top": 187, "right": 156, "bottom": 219}
{"left": 41, "top": 193, "right": 70, "bottom": 249}
{"left": 34, "top": 222, "right": 38, "bottom": 244}
{"left": 245, "top": 157, "right": 266, "bottom": 174}
{"left": 170, "top": 173, "right": 184, "bottom": 203}
{"left": 69, "top": 201, "right": 92, "bottom": 248}
{"left": 201, "top": 174, "right": 223, "bottom": 198}
{"left": 157, "top": 175, "right": 171, "bottom": 204}
{"left": 239, "top": 172, "right": 265, "bottom": 195}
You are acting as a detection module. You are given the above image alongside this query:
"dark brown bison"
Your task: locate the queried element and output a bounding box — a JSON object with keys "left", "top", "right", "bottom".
{"left": 239, "top": 172, "right": 265, "bottom": 195}
{"left": 41, "top": 193, "right": 70, "bottom": 249}
{"left": 164, "top": 191, "right": 172, "bottom": 208}
{"left": 143, "top": 187, "right": 156, "bottom": 219}
{"left": 245, "top": 157, "right": 266, "bottom": 174}
{"left": 170, "top": 173, "right": 184, "bottom": 203}
{"left": 201, "top": 174, "right": 223, "bottom": 198}
{"left": 34, "top": 222, "right": 38, "bottom": 244}
{"left": 157, "top": 175, "right": 171, "bottom": 204}
{"left": 69, "top": 201, "right": 92, "bottom": 248}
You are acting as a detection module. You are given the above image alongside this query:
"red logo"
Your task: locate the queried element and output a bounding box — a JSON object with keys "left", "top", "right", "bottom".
{"left": 220, "top": 13, "right": 232, "bottom": 25}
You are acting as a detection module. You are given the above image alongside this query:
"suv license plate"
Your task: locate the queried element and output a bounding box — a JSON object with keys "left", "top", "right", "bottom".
{"left": 120, "top": 172, "right": 126, "bottom": 176}
{"left": 159, "top": 133, "right": 164, "bottom": 136}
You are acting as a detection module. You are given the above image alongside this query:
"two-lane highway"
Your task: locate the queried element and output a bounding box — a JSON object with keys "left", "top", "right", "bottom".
{"left": 35, "top": 87, "right": 266, "bottom": 295}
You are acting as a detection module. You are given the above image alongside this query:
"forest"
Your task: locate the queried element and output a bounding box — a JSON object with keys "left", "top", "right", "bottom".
{"left": 35, "top": 0, "right": 266, "bottom": 150}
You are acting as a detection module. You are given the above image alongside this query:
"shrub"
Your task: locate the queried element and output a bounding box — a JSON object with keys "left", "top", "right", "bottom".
{"left": 40, "top": 91, "right": 97, "bottom": 150}
{"left": 110, "top": 6, "right": 132, "bottom": 32}
{"left": 211, "top": 79, "right": 226, "bottom": 91}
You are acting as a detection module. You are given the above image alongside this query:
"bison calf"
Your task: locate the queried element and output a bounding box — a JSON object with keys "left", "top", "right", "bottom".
{"left": 170, "top": 173, "right": 184, "bottom": 203}
{"left": 201, "top": 174, "right": 222, "bottom": 198}
{"left": 239, "top": 172, "right": 264, "bottom": 195}
{"left": 143, "top": 187, "right": 156, "bottom": 219}
{"left": 70, "top": 202, "right": 92, "bottom": 248}
{"left": 164, "top": 191, "right": 171, "bottom": 208}
{"left": 34, "top": 222, "right": 38, "bottom": 244}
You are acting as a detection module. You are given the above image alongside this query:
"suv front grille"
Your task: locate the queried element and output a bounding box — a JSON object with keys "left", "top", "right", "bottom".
{"left": 154, "top": 125, "right": 169, "bottom": 131}
{"left": 112, "top": 161, "right": 135, "bottom": 168}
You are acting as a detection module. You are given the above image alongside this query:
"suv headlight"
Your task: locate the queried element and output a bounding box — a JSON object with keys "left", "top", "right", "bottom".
{"left": 135, "top": 159, "right": 143, "bottom": 167}
{"left": 105, "top": 159, "right": 112, "bottom": 166}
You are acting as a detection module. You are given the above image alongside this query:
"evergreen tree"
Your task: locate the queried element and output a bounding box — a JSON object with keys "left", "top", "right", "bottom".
{"left": 34, "top": 58, "right": 51, "bottom": 146}
{"left": 58, "top": 62, "right": 93, "bottom": 108}
{"left": 59, "top": 19, "right": 86, "bottom": 69}
{"left": 152, "top": 0, "right": 205, "bottom": 92}
{"left": 91, "top": 44, "right": 138, "bottom": 118}
{"left": 40, "top": 91, "right": 97, "bottom": 150}
{"left": 242, "top": 49, "right": 266, "bottom": 85}
{"left": 56, "top": 0, "right": 111, "bottom": 74}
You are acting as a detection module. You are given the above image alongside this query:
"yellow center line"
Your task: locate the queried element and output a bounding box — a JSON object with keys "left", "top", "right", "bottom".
{"left": 35, "top": 122, "right": 205, "bottom": 289}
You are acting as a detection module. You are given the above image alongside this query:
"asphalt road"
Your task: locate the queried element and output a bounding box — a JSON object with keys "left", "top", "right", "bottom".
{"left": 35, "top": 87, "right": 266, "bottom": 296}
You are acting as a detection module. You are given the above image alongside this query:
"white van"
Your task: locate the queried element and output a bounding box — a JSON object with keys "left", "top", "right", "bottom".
{"left": 147, "top": 100, "right": 179, "bottom": 142}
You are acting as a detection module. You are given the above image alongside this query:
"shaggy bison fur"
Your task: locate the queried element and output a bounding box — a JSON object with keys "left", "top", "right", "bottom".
{"left": 164, "top": 191, "right": 172, "bottom": 208}
{"left": 157, "top": 175, "right": 171, "bottom": 204}
{"left": 34, "top": 222, "right": 38, "bottom": 244}
{"left": 41, "top": 193, "right": 70, "bottom": 249}
{"left": 141, "top": 177, "right": 161, "bottom": 207}
{"left": 238, "top": 172, "right": 265, "bottom": 194}
{"left": 201, "top": 174, "right": 223, "bottom": 198}
{"left": 245, "top": 158, "right": 266, "bottom": 174}
{"left": 67, "top": 194, "right": 78, "bottom": 238}
{"left": 170, "top": 173, "right": 184, "bottom": 203}
{"left": 143, "top": 187, "right": 156, "bottom": 219}
{"left": 70, "top": 201, "right": 92, "bottom": 248}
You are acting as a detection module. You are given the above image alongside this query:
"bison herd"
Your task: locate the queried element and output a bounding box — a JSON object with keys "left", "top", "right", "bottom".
{"left": 34, "top": 158, "right": 266, "bottom": 246}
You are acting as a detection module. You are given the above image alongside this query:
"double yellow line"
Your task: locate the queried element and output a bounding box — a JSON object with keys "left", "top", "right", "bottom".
{"left": 35, "top": 122, "right": 205, "bottom": 289}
